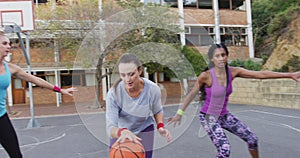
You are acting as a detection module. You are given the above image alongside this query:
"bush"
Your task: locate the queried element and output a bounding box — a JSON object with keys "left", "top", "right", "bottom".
{"left": 267, "top": 6, "right": 300, "bottom": 39}
{"left": 181, "top": 46, "right": 207, "bottom": 76}
{"left": 229, "top": 59, "right": 262, "bottom": 71}
{"left": 162, "top": 46, "right": 207, "bottom": 79}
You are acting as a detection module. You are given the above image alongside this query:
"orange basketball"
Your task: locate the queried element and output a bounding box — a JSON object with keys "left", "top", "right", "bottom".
{"left": 110, "top": 139, "right": 145, "bottom": 158}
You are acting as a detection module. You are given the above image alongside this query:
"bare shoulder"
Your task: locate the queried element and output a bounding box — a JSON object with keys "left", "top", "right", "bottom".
{"left": 197, "top": 70, "right": 210, "bottom": 85}
{"left": 229, "top": 66, "right": 261, "bottom": 79}
{"left": 229, "top": 66, "right": 247, "bottom": 78}
{"left": 7, "top": 63, "right": 22, "bottom": 75}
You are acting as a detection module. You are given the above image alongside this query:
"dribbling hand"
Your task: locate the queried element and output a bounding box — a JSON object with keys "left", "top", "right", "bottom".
{"left": 117, "top": 129, "right": 142, "bottom": 144}
{"left": 158, "top": 127, "right": 172, "bottom": 142}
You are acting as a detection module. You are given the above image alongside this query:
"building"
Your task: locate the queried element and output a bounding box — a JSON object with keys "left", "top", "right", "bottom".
{"left": 3, "top": 0, "right": 252, "bottom": 107}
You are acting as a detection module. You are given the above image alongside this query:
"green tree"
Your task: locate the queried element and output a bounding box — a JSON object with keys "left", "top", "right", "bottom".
{"left": 33, "top": 0, "right": 105, "bottom": 108}
{"left": 252, "top": 0, "right": 299, "bottom": 56}
{"left": 230, "top": 59, "right": 262, "bottom": 71}
{"left": 74, "top": 1, "right": 185, "bottom": 108}
{"left": 181, "top": 46, "right": 207, "bottom": 76}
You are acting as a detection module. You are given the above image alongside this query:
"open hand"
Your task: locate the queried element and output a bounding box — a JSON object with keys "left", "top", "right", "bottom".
{"left": 291, "top": 71, "right": 300, "bottom": 83}
{"left": 158, "top": 128, "right": 172, "bottom": 142}
{"left": 167, "top": 114, "right": 182, "bottom": 127}
{"left": 61, "top": 87, "right": 77, "bottom": 96}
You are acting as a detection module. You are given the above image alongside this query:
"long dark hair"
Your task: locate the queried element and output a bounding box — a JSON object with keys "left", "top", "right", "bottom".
{"left": 112, "top": 53, "right": 143, "bottom": 93}
{"left": 199, "top": 43, "right": 229, "bottom": 101}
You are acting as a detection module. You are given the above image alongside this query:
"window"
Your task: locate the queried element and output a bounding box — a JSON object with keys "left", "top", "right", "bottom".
{"left": 208, "top": 27, "right": 214, "bottom": 34}
{"left": 200, "top": 35, "right": 213, "bottom": 46}
{"left": 220, "top": 27, "right": 248, "bottom": 46}
{"left": 191, "top": 27, "right": 207, "bottom": 34}
{"left": 61, "top": 70, "right": 86, "bottom": 87}
{"left": 198, "top": 0, "right": 213, "bottom": 9}
{"left": 184, "top": 0, "right": 197, "bottom": 7}
{"left": 144, "top": 0, "right": 162, "bottom": 5}
{"left": 185, "top": 26, "right": 191, "bottom": 34}
{"left": 241, "top": 28, "right": 247, "bottom": 35}
{"left": 186, "top": 35, "right": 200, "bottom": 46}
{"left": 85, "top": 74, "right": 96, "bottom": 86}
{"left": 207, "top": 27, "right": 225, "bottom": 35}
{"left": 33, "top": 0, "right": 48, "bottom": 3}
{"left": 186, "top": 34, "right": 213, "bottom": 46}
{"left": 13, "top": 79, "right": 23, "bottom": 89}
{"left": 221, "top": 35, "right": 233, "bottom": 45}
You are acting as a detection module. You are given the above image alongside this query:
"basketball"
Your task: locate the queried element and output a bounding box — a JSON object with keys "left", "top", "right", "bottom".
{"left": 110, "top": 139, "right": 145, "bottom": 158}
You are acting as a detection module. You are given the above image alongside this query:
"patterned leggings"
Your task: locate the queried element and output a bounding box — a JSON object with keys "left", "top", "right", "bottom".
{"left": 199, "top": 112, "right": 258, "bottom": 158}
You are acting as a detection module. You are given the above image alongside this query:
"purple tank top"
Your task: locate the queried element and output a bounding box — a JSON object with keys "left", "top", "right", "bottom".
{"left": 200, "top": 67, "right": 233, "bottom": 116}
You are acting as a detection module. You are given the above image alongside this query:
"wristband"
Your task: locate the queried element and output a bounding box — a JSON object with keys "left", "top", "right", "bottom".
{"left": 53, "top": 86, "right": 61, "bottom": 92}
{"left": 157, "top": 123, "right": 164, "bottom": 129}
{"left": 177, "top": 109, "right": 184, "bottom": 116}
{"left": 117, "top": 128, "right": 127, "bottom": 137}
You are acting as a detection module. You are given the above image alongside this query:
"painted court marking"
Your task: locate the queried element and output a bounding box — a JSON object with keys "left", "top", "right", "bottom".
{"left": 280, "top": 123, "right": 300, "bottom": 133}
{"left": 248, "top": 110, "right": 300, "bottom": 119}
{"left": 20, "top": 133, "right": 66, "bottom": 148}
{"left": 236, "top": 109, "right": 300, "bottom": 133}
{"left": 0, "top": 133, "right": 66, "bottom": 152}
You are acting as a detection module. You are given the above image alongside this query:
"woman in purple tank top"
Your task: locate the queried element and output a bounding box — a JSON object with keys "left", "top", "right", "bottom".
{"left": 168, "top": 43, "right": 300, "bottom": 158}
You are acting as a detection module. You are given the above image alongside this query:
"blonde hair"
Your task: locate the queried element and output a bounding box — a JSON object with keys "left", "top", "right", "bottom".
{"left": 0, "top": 30, "right": 5, "bottom": 37}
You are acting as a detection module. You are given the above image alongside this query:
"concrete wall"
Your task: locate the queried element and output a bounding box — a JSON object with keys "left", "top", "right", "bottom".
{"left": 24, "top": 78, "right": 299, "bottom": 110}
{"left": 230, "top": 78, "right": 300, "bottom": 109}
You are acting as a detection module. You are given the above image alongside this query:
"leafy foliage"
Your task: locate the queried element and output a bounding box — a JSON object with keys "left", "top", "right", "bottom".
{"left": 252, "top": 0, "right": 299, "bottom": 53}
{"left": 181, "top": 46, "right": 207, "bottom": 76}
{"left": 99, "top": 3, "right": 184, "bottom": 78}
{"left": 156, "top": 45, "right": 207, "bottom": 79}
{"left": 229, "top": 59, "right": 262, "bottom": 71}
{"left": 267, "top": 6, "right": 300, "bottom": 39}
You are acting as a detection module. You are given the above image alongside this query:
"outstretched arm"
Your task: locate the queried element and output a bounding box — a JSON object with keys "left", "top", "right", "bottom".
{"left": 232, "top": 67, "right": 300, "bottom": 82}
{"left": 8, "top": 63, "right": 77, "bottom": 96}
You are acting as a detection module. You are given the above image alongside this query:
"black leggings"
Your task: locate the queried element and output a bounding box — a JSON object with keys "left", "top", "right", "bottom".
{"left": 0, "top": 113, "right": 22, "bottom": 158}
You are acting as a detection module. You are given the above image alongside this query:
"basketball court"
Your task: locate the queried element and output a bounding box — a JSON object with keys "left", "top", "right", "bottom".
{"left": 0, "top": 104, "right": 299, "bottom": 158}
{"left": 1, "top": 1, "right": 300, "bottom": 158}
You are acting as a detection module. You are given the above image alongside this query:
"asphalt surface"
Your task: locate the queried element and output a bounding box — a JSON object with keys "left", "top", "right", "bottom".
{"left": 1, "top": 104, "right": 300, "bottom": 158}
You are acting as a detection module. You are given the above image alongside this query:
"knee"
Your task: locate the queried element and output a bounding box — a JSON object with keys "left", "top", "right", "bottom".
{"left": 218, "top": 143, "right": 231, "bottom": 158}
{"left": 247, "top": 133, "right": 258, "bottom": 150}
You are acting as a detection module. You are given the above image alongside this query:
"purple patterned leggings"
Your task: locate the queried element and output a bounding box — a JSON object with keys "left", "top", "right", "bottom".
{"left": 199, "top": 112, "right": 258, "bottom": 158}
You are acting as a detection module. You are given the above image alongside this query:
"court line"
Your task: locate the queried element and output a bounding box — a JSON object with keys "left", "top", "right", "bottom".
{"left": 0, "top": 133, "right": 66, "bottom": 152}
{"left": 20, "top": 133, "right": 66, "bottom": 148}
{"left": 280, "top": 123, "right": 300, "bottom": 133}
{"left": 236, "top": 109, "right": 300, "bottom": 133}
{"left": 237, "top": 109, "right": 300, "bottom": 119}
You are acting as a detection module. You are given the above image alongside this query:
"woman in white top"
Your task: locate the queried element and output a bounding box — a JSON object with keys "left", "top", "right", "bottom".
{"left": 106, "top": 53, "right": 171, "bottom": 158}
